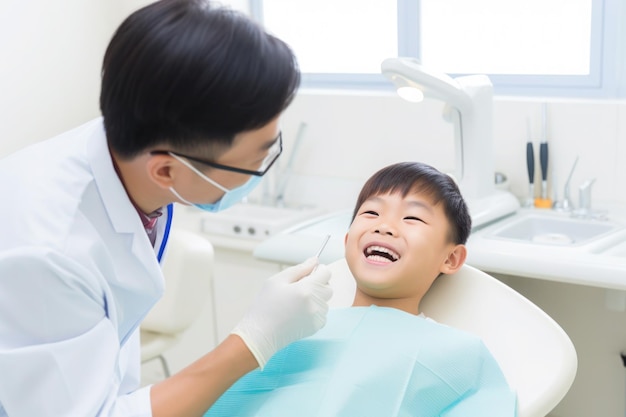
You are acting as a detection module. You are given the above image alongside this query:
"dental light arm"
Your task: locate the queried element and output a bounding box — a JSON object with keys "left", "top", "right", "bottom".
{"left": 381, "top": 57, "right": 519, "bottom": 228}
{"left": 382, "top": 58, "right": 473, "bottom": 111}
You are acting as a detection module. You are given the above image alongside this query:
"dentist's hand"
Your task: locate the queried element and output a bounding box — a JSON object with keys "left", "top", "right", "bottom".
{"left": 231, "top": 257, "right": 332, "bottom": 369}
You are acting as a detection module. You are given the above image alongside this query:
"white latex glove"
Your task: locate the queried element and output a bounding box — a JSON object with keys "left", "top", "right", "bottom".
{"left": 231, "top": 257, "right": 332, "bottom": 369}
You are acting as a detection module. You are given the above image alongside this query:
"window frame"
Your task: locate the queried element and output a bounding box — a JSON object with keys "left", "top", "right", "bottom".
{"left": 250, "top": 0, "right": 626, "bottom": 98}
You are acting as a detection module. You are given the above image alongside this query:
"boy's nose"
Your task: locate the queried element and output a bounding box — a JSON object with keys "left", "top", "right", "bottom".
{"left": 373, "top": 222, "right": 396, "bottom": 236}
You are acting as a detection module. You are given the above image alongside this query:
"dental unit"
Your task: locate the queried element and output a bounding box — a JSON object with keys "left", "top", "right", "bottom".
{"left": 381, "top": 57, "right": 520, "bottom": 228}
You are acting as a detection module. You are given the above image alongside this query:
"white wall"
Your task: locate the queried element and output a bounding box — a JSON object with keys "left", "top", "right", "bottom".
{"left": 0, "top": 0, "right": 251, "bottom": 158}
{"left": 0, "top": 0, "right": 154, "bottom": 157}
{"left": 267, "top": 93, "right": 626, "bottom": 212}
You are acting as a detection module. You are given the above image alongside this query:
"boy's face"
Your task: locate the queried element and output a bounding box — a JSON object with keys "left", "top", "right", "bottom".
{"left": 344, "top": 191, "right": 465, "bottom": 312}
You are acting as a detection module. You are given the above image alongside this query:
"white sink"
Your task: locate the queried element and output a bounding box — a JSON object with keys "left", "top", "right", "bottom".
{"left": 466, "top": 208, "right": 626, "bottom": 289}
{"left": 486, "top": 213, "right": 624, "bottom": 246}
{"left": 200, "top": 203, "right": 326, "bottom": 241}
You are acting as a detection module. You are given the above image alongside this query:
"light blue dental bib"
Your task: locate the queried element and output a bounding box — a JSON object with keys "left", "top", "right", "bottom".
{"left": 207, "top": 306, "right": 516, "bottom": 417}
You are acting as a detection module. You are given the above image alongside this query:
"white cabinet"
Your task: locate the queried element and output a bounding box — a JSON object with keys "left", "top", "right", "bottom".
{"left": 209, "top": 246, "right": 282, "bottom": 341}
{"left": 144, "top": 241, "right": 282, "bottom": 384}
{"left": 142, "top": 211, "right": 283, "bottom": 383}
{"left": 172, "top": 207, "right": 285, "bottom": 341}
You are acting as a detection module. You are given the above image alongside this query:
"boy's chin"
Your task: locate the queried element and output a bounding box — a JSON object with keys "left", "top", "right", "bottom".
{"left": 354, "top": 272, "right": 397, "bottom": 291}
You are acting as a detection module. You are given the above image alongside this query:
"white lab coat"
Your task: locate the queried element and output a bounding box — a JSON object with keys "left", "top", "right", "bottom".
{"left": 0, "top": 118, "right": 170, "bottom": 416}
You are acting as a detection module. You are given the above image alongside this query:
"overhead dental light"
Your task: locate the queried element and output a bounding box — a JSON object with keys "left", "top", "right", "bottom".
{"left": 381, "top": 57, "right": 519, "bottom": 228}
{"left": 396, "top": 86, "right": 424, "bottom": 103}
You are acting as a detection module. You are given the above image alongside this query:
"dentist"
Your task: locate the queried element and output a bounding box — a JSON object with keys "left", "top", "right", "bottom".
{"left": 0, "top": 1, "right": 332, "bottom": 416}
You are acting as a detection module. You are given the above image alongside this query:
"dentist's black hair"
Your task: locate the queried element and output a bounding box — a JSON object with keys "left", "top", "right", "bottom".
{"left": 100, "top": 0, "right": 300, "bottom": 159}
{"left": 351, "top": 161, "right": 472, "bottom": 245}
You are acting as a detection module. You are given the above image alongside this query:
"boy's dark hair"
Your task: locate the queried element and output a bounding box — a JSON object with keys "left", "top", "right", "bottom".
{"left": 100, "top": 0, "right": 300, "bottom": 159}
{"left": 351, "top": 161, "right": 472, "bottom": 245}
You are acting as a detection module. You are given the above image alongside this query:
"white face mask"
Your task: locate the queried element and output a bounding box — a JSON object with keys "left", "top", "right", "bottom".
{"left": 168, "top": 153, "right": 261, "bottom": 212}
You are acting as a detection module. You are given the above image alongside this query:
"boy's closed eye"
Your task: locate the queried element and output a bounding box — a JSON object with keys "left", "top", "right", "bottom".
{"left": 404, "top": 215, "right": 426, "bottom": 223}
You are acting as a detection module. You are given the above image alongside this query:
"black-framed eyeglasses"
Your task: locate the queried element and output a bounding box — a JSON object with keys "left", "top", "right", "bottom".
{"left": 151, "top": 132, "right": 282, "bottom": 177}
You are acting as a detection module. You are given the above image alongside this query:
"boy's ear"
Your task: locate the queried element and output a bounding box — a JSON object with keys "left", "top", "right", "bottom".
{"left": 440, "top": 244, "right": 467, "bottom": 274}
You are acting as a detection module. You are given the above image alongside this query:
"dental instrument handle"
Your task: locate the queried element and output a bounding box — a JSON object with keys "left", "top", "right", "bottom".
{"left": 523, "top": 117, "right": 535, "bottom": 207}
{"left": 526, "top": 141, "right": 535, "bottom": 186}
{"left": 539, "top": 142, "right": 548, "bottom": 197}
{"left": 315, "top": 235, "right": 331, "bottom": 259}
{"left": 275, "top": 122, "right": 308, "bottom": 206}
{"left": 524, "top": 141, "right": 535, "bottom": 207}
{"left": 312, "top": 235, "right": 331, "bottom": 272}
{"left": 563, "top": 156, "right": 579, "bottom": 205}
{"left": 534, "top": 141, "right": 552, "bottom": 208}
{"left": 564, "top": 156, "right": 579, "bottom": 189}
{"left": 539, "top": 103, "right": 550, "bottom": 202}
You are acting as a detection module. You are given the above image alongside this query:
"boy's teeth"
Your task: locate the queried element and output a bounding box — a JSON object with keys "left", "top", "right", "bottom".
{"left": 368, "top": 254, "right": 393, "bottom": 263}
{"left": 365, "top": 245, "right": 399, "bottom": 261}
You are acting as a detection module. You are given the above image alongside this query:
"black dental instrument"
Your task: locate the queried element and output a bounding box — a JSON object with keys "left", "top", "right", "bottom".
{"left": 539, "top": 141, "right": 549, "bottom": 199}
{"left": 526, "top": 140, "right": 535, "bottom": 206}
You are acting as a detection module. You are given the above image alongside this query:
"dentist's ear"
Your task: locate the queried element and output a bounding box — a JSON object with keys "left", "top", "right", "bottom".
{"left": 146, "top": 153, "right": 177, "bottom": 189}
{"left": 440, "top": 244, "right": 467, "bottom": 274}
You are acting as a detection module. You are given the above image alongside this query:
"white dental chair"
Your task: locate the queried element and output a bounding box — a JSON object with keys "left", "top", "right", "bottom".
{"left": 327, "top": 259, "right": 578, "bottom": 417}
{"left": 140, "top": 228, "right": 216, "bottom": 377}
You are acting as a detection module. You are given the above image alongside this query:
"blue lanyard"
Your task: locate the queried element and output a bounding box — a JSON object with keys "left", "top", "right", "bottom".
{"left": 157, "top": 203, "right": 173, "bottom": 263}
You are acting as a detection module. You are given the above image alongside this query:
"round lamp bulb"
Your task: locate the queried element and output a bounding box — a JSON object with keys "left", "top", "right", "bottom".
{"left": 396, "top": 86, "right": 424, "bottom": 103}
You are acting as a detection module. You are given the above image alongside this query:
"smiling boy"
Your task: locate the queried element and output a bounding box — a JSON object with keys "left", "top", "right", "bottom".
{"left": 345, "top": 161, "right": 470, "bottom": 315}
{"left": 205, "top": 162, "right": 516, "bottom": 417}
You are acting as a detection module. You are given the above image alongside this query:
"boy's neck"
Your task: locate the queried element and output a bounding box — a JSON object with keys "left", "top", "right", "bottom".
{"left": 352, "top": 292, "right": 421, "bottom": 316}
